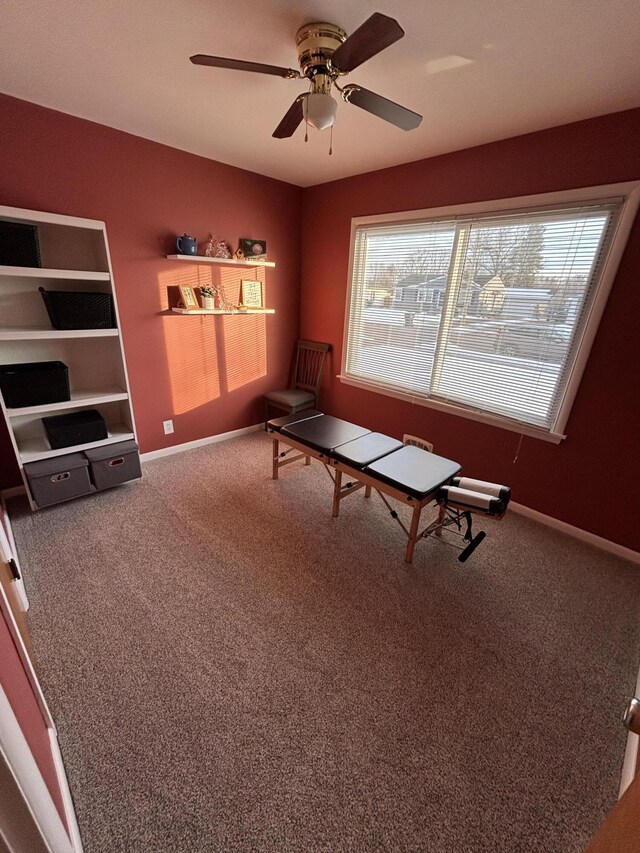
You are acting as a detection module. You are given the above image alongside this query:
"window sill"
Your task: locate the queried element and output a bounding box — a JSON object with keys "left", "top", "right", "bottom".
{"left": 337, "top": 374, "right": 566, "bottom": 444}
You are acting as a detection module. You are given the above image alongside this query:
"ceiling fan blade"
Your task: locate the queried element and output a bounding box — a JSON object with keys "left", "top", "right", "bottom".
{"left": 190, "top": 54, "right": 300, "bottom": 79}
{"left": 272, "top": 96, "right": 306, "bottom": 138}
{"left": 330, "top": 13, "right": 404, "bottom": 73}
{"left": 341, "top": 85, "right": 422, "bottom": 130}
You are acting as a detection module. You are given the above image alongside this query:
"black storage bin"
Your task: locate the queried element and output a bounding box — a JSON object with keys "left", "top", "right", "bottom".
{"left": 39, "top": 287, "right": 116, "bottom": 330}
{"left": 42, "top": 409, "right": 107, "bottom": 449}
{"left": 24, "top": 453, "right": 91, "bottom": 508}
{"left": 85, "top": 440, "right": 141, "bottom": 490}
{"left": 0, "top": 361, "right": 70, "bottom": 408}
{"left": 0, "top": 221, "right": 41, "bottom": 267}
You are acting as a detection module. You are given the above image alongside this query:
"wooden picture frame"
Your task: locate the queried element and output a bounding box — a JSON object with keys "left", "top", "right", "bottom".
{"left": 178, "top": 285, "right": 199, "bottom": 310}
{"left": 240, "top": 279, "right": 263, "bottom": 308}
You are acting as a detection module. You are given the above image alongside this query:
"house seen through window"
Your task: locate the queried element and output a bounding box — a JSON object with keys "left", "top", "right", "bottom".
{"left": 343, "top": 190, "right": 637, "bottom": 439}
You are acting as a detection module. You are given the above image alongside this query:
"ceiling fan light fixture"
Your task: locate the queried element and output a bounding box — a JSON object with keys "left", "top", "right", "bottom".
{"left": 193, "top": 13, "right": 423, "bottom": 141}
{"left": 303, "top": 93, "right": 337, "bottom": 131}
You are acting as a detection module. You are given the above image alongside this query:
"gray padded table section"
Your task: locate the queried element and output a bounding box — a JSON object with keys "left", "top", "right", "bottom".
{"left": 282, "top": 415, "right": 370, "bottom": 455}
{"left": 330, "top": 432, "right": 403, "bottom": 469}
{"left": 364, "top": 445, "right": 461, "bottom": 500}
{"left": 267, "top": 410, "right": 323, "bottom": 433}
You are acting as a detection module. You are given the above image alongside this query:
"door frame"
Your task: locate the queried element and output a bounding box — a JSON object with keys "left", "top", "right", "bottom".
{"left": 0, "top": 581, "right": 83, "bottom": 852}
{"left": 0, "top": 686, "right": 74, "bottom": 853}
{"left": 619, "top": 664, "right": 640, "bottom": 797}
{"left": 0, "top": 498, "right": 28, "bottom": 613}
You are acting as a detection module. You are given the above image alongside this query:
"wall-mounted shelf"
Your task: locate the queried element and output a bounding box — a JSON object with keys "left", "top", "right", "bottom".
{"left": 166, "top": 254, "right": 275, "bottom": 268}
{"left": 171, "top": 307, "right": 275, "bottom": 316}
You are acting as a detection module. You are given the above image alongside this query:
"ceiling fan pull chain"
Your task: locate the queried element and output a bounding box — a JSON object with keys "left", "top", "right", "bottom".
{"left": 329, "top": 124, "right": 333, "bottom": 156}
{"left": 304, "top": 84, "right": 311, "bottom": 142}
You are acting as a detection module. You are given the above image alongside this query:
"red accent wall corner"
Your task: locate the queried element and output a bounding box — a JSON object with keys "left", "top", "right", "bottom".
{"left": 299, "top": 108, "right": 640, "bottom": 552}
{"left": 0, "top": 93, "right": 303, "bottom": 487}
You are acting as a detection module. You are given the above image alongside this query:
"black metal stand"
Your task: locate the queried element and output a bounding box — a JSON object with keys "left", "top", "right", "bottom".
{"left": 422, "top": 505, "right": 487, "bottom": 562}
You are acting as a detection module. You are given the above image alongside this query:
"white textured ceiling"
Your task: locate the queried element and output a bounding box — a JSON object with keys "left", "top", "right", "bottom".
{"left": 1, "top": 0, "right": 639, "bottom": 187}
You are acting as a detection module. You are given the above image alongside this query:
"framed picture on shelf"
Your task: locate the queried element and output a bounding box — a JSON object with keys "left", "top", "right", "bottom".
{"left": 178, "top": 285, "right": 200, "bottom": 310}
{"left": 240, "top": 238, "right": 267, "bottom": 260}
{"left": 240, "top": 279, "right": 263, "bottom": 308}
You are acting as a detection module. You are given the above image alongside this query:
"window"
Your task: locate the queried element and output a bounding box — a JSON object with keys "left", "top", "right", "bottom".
{"left": 342, "top": 183, "right": 639, "bottom": 442}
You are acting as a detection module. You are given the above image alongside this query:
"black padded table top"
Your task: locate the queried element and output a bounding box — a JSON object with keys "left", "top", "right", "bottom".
{"left": 267, "top": 410, "right": 323, "bottom": 432}
{"left": 282, "top": 415, "right": 370, "bottom": 454}
{"left": 330, "top": 432, "right": 403, "bottom": 469}
{"left": 364, "top": 445, "right": 461, "bottom": 500}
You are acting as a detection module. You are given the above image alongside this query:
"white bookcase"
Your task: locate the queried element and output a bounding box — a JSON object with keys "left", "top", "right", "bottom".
{"left": 0, "top": 205, "right": 137, "bottom": 509}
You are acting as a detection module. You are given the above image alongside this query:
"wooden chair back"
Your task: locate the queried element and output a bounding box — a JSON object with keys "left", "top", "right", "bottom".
{"left": 403, "top": 434, "right": 434, "bottom": 453}
{"left": 291, "top": 340, "right": 331, "bottom": 400}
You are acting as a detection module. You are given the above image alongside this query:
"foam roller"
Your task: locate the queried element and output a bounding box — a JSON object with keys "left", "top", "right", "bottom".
{"left": 451, "top": 477, "right": 511, "bottom": 504}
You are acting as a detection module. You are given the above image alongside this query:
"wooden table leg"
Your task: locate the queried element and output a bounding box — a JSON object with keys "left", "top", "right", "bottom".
{"left": 272, "top": 437, "right": 279, "bottom": 480}
{"left": 405, "top": 503, "right": 422, "bottom": 563}
{"left": 435, "top": 504, "right": 445, "bottom": 537}
{"left": 364, "top": 485, "right": 372, "bottom": 499}
{"left": 304, "top": 455, "right": 311, "bottom": 466}
{"left": 332, "top": 469, "right": 343, "bottom": 518}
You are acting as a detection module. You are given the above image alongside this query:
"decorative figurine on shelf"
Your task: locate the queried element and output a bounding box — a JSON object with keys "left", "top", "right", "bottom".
{"left": 216, "top": 239, "right": 232, "bottom": 259}
{"left": 199, "top": 284, "right": 217, "bottom": 310}
{"left": 217, "top": 280, "right": 232, "bottom": 310}
{"left": 202, "top": 234, "right": 215, "bottom": 257}
{"left": 234, "top": 247, "right": 246, "bottom": 260}
{"left": 203, "top": 234, "right": 232, "bottom": 259}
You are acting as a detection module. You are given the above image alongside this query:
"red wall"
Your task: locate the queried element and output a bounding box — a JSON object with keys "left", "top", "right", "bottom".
{"left": 0, "top": 94, "right": 639, "bottom": 550}
{"left": 300, "top": 108, "right": 640, "bottom": 552}
{"left": 0, "top": 93, "right": 302, "bottom": 487}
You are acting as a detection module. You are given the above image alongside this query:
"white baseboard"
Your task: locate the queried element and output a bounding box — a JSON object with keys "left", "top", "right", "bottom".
{"left": 0, "top": 425, "right": 263, "bottom": 499}
{"left": 510, "top": 501, "right": 640, "bottom": 565}
{"left": 140, "top": 423, "right": 263, "bottom": 462}
{"left": 4, "top": 436, "right": 637, "bottom": 567}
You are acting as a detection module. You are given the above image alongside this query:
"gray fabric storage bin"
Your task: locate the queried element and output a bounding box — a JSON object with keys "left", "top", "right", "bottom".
{"left": 84, "top": 440, "right": 141, "bottom": 490}
{"left": 24, "top": 453, "right": 91, "bottom": 508}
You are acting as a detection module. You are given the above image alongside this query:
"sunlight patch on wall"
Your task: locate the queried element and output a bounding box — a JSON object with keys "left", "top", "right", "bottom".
{"left": 165, "top": 316, "right": 221, "bottom": 414}
{"left": 223, "top": 314, "right": 267, "bottom": 392}
{"left": 158, "top": 265, "right": 218, "bottom": 298}
{"left": 158, "top": 270, "right": 221, "bottom": 414}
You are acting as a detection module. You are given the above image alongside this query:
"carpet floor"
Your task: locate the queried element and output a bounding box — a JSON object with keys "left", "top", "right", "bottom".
{"left": 8, "top": 431, "right": 640, "bottom": 852}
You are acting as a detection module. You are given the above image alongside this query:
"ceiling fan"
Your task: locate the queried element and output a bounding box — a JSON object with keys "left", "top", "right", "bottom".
{"left": 190, "top": 12, "right": 422, "bottom": 141}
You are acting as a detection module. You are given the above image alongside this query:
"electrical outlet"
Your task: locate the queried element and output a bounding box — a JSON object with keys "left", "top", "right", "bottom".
{"left": 163, "top": 419, "right": 174, "bottom": 435}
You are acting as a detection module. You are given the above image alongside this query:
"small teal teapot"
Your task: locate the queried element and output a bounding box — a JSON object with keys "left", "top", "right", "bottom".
{"left": 176, "top": 234, "right": 197, "bottom": 255}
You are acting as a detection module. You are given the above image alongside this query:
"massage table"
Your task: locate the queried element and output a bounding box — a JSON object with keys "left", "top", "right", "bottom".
{"left": 268, "top": 410, "right": 510, "bottom": 564}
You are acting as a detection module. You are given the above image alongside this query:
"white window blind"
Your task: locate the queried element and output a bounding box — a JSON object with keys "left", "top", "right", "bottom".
{"left": 344, "top": 199, "right": 623, "bottom": 436}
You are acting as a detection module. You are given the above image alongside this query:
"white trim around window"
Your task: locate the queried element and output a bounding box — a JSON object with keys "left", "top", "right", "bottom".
{"left": 340, "top": 182, "right": 640, "bottom": 441}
